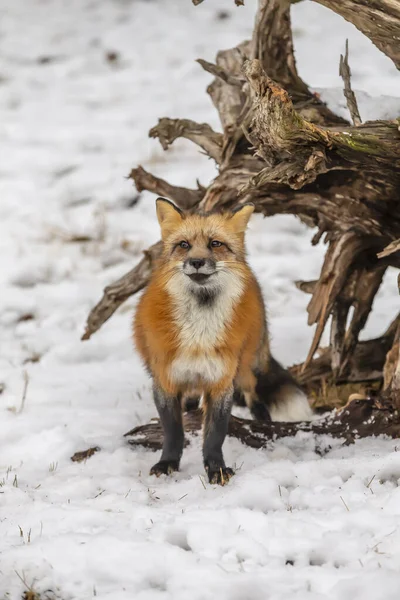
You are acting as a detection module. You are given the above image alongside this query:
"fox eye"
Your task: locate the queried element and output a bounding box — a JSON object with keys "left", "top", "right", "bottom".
{"left": 211, "top": 240, "right": 223, "bottom": 248}
{"left": 179, "top": 240, "right": 190, "bottom": 249}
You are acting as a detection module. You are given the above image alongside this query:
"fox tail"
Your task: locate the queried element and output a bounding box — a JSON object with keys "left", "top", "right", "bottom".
{"left": 233, "top": 356, "right": 313, "bottom": 422}
{"left": 254, "top": 356, "right": 313, "bottom": 422}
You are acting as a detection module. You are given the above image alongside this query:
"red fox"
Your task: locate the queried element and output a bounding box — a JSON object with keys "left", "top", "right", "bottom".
{"left": 134, "top": 199, "right": 312, "bottom": 484}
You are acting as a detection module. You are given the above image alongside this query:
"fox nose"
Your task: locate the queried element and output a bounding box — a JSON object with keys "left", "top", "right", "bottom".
{"left": 189, "top": 258, "right": 206, "bottom": 270}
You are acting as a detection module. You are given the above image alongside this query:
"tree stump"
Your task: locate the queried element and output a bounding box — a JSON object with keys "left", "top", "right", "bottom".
{"left": 81, "top": 0, "right": 400, "bottom": 443}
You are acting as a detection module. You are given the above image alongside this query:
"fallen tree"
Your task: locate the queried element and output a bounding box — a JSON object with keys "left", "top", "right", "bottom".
{"left": 124, "top": 396, "right": 400, "bottom": 453}
{"left": 71, "top": 394, "right": 400, "bottom": 464}
{"left": 80, "top": 0, "right": 400, "bottom": 450}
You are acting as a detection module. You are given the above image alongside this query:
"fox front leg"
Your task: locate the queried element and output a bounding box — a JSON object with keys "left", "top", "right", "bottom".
{"left": 202, "top": 387, "right": 234, "bottom": 485}
{"left": 150, "top": 385, "right": 184, "bottom": 477}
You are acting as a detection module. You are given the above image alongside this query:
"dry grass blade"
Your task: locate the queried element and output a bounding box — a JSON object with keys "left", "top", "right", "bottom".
{"left": 17, "top": 371, "right": 29, "bottom": 414}
{"left": 340, "top": 495, "right": 350, "bottom": 512}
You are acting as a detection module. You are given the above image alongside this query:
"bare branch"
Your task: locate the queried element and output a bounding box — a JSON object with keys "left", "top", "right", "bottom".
{"left": 378, "top": 238, "right": 400, "bottom": 259}
{"left": 295, "top": 280, "right": 317, "bottom": 294}
{"left": 149, "top": 118, "right": 223, "bottom": 164}
{"left": 129, "top": 166, "right": 203, "bottom": 210}
{"left": 197, "top": 58, "right": 244, "bottom": 87}
{"left": 339, "top": 40, "right": 362, "bottom": 126}
{"left": 312, "top": 0, "right": 400, "bottom": 69}
{"left": 192, "top": 0, "right": 244, "bottom": 4}
{"left": 82, "top": 242, "right": 162, "bottom": 341}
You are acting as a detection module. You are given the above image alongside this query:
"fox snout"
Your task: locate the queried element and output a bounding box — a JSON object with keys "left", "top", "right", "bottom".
{"left": 183, "top": 257, "right": 216, "bottom": 282}
{"left": 188, "top": 258, "right": 206, "bottom": 270}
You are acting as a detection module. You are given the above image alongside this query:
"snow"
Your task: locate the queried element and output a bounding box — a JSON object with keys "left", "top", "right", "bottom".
{"left": 1, "top": 0, "right": 399, "bottom": 598}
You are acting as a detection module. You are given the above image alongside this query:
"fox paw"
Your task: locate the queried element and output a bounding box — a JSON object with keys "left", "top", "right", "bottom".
{"left": 206, "top": 466, "right": 235, "bottom": 486}
{"left": 150, "top": 460, "right": 179, "bottom": 477}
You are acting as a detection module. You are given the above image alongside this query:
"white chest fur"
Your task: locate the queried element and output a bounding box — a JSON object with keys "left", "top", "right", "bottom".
{"left": 166, "top": 268, "right": 244, "bottom": 384}
{"left": 176, "top": 296, "right": 229, "bottom": 349}
{"left": 168, "top": 269, "right": 244, "bottom": 350}
{"left": 170, "top": 353, "right": 225, "bottom": 384}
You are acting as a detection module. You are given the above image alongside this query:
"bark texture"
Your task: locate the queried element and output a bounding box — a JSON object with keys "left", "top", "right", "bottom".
{"left": 122, "top": 397, "right": 400, "bottom": 452}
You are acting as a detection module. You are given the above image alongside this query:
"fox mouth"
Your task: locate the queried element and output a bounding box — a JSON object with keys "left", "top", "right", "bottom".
{"left": 187, "top": 273, "right": 214, "bottom": 284}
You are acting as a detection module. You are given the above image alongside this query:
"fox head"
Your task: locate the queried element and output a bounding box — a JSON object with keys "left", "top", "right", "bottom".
{"left": 155, "top": 198, "right": 254, "bottom": 302}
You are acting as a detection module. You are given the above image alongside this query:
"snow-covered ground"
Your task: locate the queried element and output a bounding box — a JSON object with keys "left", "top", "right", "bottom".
{"left": 1, "top": 1, "right": 399, "bottom": 598}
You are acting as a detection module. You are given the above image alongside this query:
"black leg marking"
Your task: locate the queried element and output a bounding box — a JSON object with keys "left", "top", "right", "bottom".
{"left": 150, "top": 386, "right": 184, "bottom": 477}
{"left": 203, "top": 388, "right": 234, "bottom": 485}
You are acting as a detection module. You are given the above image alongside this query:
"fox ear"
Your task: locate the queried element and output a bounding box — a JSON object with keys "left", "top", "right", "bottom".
{"left": 229, "top": 204, "right": 254, "bottom": 233}
{"left": 156, "top": 198, "right": 184, "bottom": 237}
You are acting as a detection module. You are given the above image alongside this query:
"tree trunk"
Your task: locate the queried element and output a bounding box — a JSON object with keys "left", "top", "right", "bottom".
{"left": 82, "top": 0, "right": 400, "bottom": 419}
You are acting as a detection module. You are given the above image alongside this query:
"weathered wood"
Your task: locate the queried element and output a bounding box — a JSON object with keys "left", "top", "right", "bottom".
{"left": 385, "top": 274, "right": 400, "bottom": 405}
{"left": 242, "top": 59, "right": 400, "bottom": 181}
{"left": 123, "top": 396, "right": 400, "bottom": 453}
{"left": 340, "top": 265, "right": 387, "bottom": 374}
{"left": 193, "top": 0, "right": 244, "bottom": 5}
{"left": 378, "top": 238, "right": 400, "bottom": 259}
{"left": 129, "top": 166, "right": 203, "bottom": 210}
{"left": 304, "top": 233, "right": 372, "bottom": 369}
{"left": 384, "top": 332, "right": 400, "bottom": 390}
{"left": 294, "top": 314, "right": 399, "bottom": 389}
{"left": 295, "top": 280, "right": 317, "bottom": 294}
{"left": 339, "top": 39, "right": 362, "bottom": 126}
{"left": 315, "top": 260, "right": 386, "bottom": 376}
{"left": 197, "top": 58, "right": 244, "bottom": 88}
{"left": 149, "top": 118, "right": 223, "bottom": 164}
{"left": 193, "top": 0, "right": 400, "bottom": 71}
{"left": 330, "top": 297, "right": 351, "bottom": 375}
{"left": 392, "top": 340, "right": 400, "bottom": 407}
{"left": 82, "top": 242, "right": 162, "bottom": 340}
{"left": 250, "top": 0, "right": 310, "bottom": 99}
{"left": 312, "top": 0, "right": 400, "bottom": 70}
